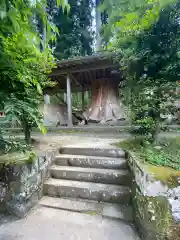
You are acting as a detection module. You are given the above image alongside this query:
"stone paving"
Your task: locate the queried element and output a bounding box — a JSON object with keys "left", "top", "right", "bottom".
{"left": 0, "top": 206, "right": 140, "bottom": 240}
{"left": 31, "top": 133, "right": 125, "bottom": 154}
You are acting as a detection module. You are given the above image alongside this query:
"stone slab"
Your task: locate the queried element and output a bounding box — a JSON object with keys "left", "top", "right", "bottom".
{"left": 39, "top": 196, "right": 133, "bottom": 222}
{"left": 55, "top": 154, "right": 128, "bottom": 169}
{"left": 59, "top": 147, "right": 125, "bottom": 158}
{"left": 44, "top": 178, "right": 131, "bottom": 204}
{"left": 102, "top": 203, "right": 133, "bottom": 222}
{"left": 50, "top": 165, "right": 132, "bottom": 185}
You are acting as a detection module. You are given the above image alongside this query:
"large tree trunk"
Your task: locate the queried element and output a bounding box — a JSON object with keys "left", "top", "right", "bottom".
{"left": 83, "top": 78, "right": 126, "bottom": 122}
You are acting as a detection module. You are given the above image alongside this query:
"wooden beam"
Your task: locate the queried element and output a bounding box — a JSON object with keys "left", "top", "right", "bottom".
{"left": 44, "top": 94, "right": 50, "bottom": 104}
{"left": 66, "top": 74, "right": 73, "bottom": 127}
{"left": 50, "top": 62, "right": 120, "bottom": 76}
{"left": 70, "top": 74, "right": 83, "bottom": 89}
{"left": 55, "top": 94, "right": 76, "bottom": 112}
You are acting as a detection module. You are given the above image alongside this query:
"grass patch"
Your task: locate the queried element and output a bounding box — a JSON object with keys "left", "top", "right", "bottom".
{"left": 114, "top": 136, "right": 180, "bottom": 187}
{"left": 114, "top": 136, "right": 180, "bottom": 171}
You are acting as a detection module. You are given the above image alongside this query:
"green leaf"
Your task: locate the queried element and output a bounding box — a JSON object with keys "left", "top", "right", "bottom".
{"left": 37, "top": 123, "right": 47, "bottom": 135}
{"left": 37, "top": 83, "right": 43, "bottom": 95}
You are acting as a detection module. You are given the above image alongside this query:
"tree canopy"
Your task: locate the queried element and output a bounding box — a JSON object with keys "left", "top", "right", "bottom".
{"left": 47, "top": 0, "right": 94, "bottom": 60}
{"left": 0, "top": 0, "right": 66, "bottom": 149}
{"left": 101, "top": 0, "right": 180, "bottom": 140}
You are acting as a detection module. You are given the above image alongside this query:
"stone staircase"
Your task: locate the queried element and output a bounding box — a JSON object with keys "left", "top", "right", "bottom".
{"left": 40, "top": 147, "right": 133, "bottom": 223}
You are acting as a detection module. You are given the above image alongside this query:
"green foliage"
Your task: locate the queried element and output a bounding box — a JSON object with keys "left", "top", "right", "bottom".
{"left": 0, "top": 0, "right": 65, "bottom": 150}
{"left": 100, "top": 0, "right": 177, "bottom": 46}
{"left": 25, "top": 151, "right": 37, "bottom": 165}
{"left": 115, "top": 136, "right": 145, "bottom": 151}
{"left": 101, "top": 0, "right": 180, "bottom": 141}
{"left": 0, "top": 150, "right": 37, "bottom": 165}
{"left": 135, "top": 117, "right": 157, "bottom": 140}
{"left": 144, "top": 147, "right": 178, "bottom": 170}
{"left": 0, "top": 128, "right": 31, "bottom": 155}
{"left": 3, "top": 94, "right": 47, "bottom": 134}
{"left": 116, "top": 137, "right": 180, "bottom": 170}
{"left": 129, "top": 82, "right": 178, "bottom": 141}
{"left": 47, "top": 0, "right": 94, "bottom": 59}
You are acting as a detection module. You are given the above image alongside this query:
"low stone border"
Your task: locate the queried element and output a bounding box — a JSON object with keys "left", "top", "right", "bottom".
{"left": 127, "top": 152, "right": 180, "bottom": 240}
{"left": 0, "top": 148, "right": 58, "bottom": 218}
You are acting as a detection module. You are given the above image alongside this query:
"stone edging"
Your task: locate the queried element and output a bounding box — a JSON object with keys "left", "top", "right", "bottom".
{"left": 0, "top": 147, "right": 59, "bottom": 218}
{"left": 126, "top": 151, "right": 180, "bottom": 240}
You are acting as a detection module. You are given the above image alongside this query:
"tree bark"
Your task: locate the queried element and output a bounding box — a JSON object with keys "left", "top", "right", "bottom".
{"left": 22, "top": 118, "right": 31, "bottom": 144}
{"left": 83, "top": 78, "right": 126, "bottom": 122}
{"left": 24, "top": 127, "right": 31, "bottom": 145}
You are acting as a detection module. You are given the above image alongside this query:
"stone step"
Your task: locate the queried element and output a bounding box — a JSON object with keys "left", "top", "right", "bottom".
{"left": 51, "top": 166, "right": 132, "bottom": 185}
{"left": 39, "top": 196, "right": 133, "bottom": 222}
{"left": 55, "top": 154, "right": 128, "bottom": 169}
{"left": 44, "top": 178, "right": 131, "bottom": 204}
{"left": 59, "top": 147, "right": 125, "bottom": 158}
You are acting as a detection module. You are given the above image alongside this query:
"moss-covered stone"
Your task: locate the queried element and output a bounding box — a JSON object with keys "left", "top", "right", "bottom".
{"left": 167, "top": 224, "right": 180, "bottom": 240}
{"left": 0, "top": 149, "right": 57, "bottom": 218}
{"left": 114, "top": 139, "right": 180, "bottom": 239}
{"left": 86, "top": 210, "right": 98, "bottom": 215}
{"left": 0, "top": 151, "right": 36, "bottom": 165}
{"left": 143, "top": 164, "right": 180, "bottom": 188}
{"left": 134, "top": 188, "right": 173, "bottom": 240}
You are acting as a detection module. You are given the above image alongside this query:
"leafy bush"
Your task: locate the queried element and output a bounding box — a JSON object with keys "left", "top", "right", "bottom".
{"left": 144, "top": 147, "right": 180, "bottom": 171}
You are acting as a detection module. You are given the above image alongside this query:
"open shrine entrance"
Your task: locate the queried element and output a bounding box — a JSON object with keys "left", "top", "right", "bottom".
{"left": 45, "top": 53, "right": 127, "bottom": 127}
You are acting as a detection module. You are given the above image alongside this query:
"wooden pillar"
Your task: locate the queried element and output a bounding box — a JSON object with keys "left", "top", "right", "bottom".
{"left": 66, "top": 74, "right": 73, "bottom": 127}
{"left": 44, "top": 94, "right": 50, "bottom": 104}
{"left": 64, "top": 93, "right": 67, "bottom": 103}
{"left": 82, "top": 88, "right": 85, "bottom": 111}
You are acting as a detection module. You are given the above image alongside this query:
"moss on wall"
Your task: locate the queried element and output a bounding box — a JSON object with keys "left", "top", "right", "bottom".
{"left": 114, "top": 142, "right": 180, "bottom": 240}
{"left": 167, "top": 224, "right": 180, "bottom": 240}
{"left": 143, "top": 164, "right": 180, "bottom": 188}
{"left": 0, "top": 151, "right": 36, "bottom": 165}
{"left": 133, "top": 187, "right": 173, "bottom": 240}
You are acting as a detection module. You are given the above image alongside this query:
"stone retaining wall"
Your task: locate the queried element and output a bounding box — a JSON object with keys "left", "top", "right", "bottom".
{"left": 0, "top": 149, "right": 57, "bottom": 217}
{"left": 128, "top": 153, "right": 180, "bottom": 240}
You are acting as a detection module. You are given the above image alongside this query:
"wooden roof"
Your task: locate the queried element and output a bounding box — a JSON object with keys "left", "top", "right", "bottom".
{"left": 47, "top": 52, "right": 122, "bottom": 93}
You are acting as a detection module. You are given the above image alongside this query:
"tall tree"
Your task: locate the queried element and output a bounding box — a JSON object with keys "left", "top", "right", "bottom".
{"left": 47, "top": 0, "right": 94, "bottom": 59}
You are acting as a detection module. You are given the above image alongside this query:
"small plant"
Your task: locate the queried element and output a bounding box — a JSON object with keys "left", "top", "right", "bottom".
{"left": 26, "top": 152, "right": 37, "bottom": 165}
{"left": 116, "top": 137, "right": 180, "bottom": 171}
{"left": 135, "top": 116, "right": 157, "bottom": 142}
